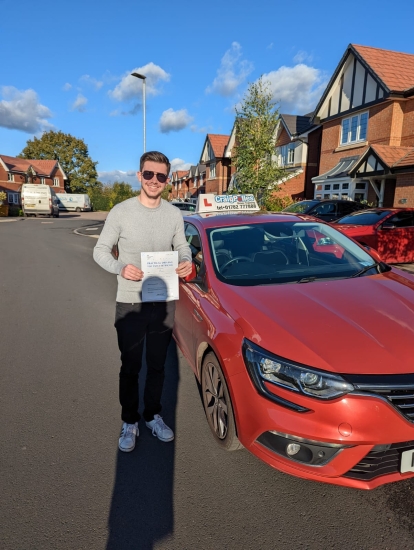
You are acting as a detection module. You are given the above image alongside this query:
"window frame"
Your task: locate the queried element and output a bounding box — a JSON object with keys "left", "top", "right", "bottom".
{"left": 340, "top": 111, "right": 369, "bottom": 146}
{"left": 7, "top": 173, "right": 14, "bottom": 182}
{"left": 53, "top": 177, "right": 59, "bottom": 186}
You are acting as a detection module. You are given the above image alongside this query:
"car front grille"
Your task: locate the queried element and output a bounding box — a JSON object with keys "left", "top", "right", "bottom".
{"left": 344, "top": 441, "right": 414, "bottom": 481}
{"left": 343, "top": 373, "right": 414, "bottom": 423}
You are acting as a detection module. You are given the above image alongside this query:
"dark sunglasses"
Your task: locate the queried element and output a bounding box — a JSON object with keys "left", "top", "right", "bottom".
{"left": 142, "top": 170, "right": 168, "bottom": 184}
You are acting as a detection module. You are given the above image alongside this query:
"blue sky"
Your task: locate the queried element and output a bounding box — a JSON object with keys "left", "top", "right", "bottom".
{"left": 1, "top": 0, "right": 414, "bottom": 189}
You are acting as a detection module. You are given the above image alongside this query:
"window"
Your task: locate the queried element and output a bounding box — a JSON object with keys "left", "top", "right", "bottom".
{"left": 53, "top": 178, "right": 59, "bottom": 186}
{"left": 185, "top": 223, "right": 203, "bottom": 273}
{"left": 8, "top": 192, "right": 19, "bottom": 204}
{"left": 193, "top": 177, "right": 198, "bottom": 188}
{"left": 210, "top": 162, "right": 216, "bottom": 178}
{"left": 41, "top": 177, "right": 46, "bottom": 184}
{"left": 340, "top": 112, "right": 369, "bottom": 145}
{"left": 386, "top": 212, "right": 414, "bottom": 228}
{"left": 324, "top": 185, "right": 331, "bottom": 191}
{"left": 287, "top": 145, "right": 295, "bottom": 164}
{"left": 280, "top": 145, "right": 287, "bottom": 165}
{"left": 7, "top": 173, "right": 14, "bottom": 182}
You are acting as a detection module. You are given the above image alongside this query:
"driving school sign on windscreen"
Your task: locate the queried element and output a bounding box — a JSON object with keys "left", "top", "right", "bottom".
{"left": 196, "top": 194, "right": 259, "bottom": 213}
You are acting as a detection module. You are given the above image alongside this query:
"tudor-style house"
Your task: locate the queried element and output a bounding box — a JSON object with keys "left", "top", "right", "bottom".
{"left": 0, "top": 155, "right": 67, "bottom": 205}
{"left": 274, "top": 114, "right": 316, "bottom": 200}
{"left": 310, "top": 44, "right": 414, "bottom": 207}
{"left": 200, "top": 134, "right": 232, "bottom": 194}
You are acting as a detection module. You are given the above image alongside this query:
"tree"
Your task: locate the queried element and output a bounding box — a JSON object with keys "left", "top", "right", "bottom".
{"left": 232, "top": 77, "right": 286, "bottom": 204}
{"left": 161, "top": 184, "right": 172, "bottom": 201}
{"left": 19, "top": 130, "right": 99, "bottom": 193}
{"left": 89, "top": 181, "right": 139, "bottom": 211}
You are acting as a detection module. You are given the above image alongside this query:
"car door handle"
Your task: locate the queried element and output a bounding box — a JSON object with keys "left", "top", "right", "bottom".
{"left": 193, "top": 309, "right": 203, "bottom": 322}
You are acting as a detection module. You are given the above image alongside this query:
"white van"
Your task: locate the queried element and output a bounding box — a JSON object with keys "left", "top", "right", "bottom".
{"left": 21, "top": 184, "right": 59, "bottom": 217}
{"left": 56, "top": 193, "right": 92, "bottom": 212}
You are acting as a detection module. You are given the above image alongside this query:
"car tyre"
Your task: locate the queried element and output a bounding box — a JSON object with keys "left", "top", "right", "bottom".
{"left": 201, "top": 352, "right": 242, "bottom": 451}
{"left": 76, "top": 207, "right": 81, "bottom": 212}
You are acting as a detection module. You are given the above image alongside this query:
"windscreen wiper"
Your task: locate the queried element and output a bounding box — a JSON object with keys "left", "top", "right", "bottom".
{"left": 350, "top": 263, "right": 380, "bottom": 278}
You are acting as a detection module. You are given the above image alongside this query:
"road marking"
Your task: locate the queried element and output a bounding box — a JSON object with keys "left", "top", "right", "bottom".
{"left": 85, "top": 228, "right": 99, "bottom": 231}
{"left": 0, "top": 219, "right": 17, "bottom": 223}
{"left": 41, "top": 222, "right": 53, "bottom": 224}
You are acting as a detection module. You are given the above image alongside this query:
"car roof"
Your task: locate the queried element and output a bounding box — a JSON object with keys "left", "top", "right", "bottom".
{"left": 183, "top": 210, "right": 317, "bottom": 229}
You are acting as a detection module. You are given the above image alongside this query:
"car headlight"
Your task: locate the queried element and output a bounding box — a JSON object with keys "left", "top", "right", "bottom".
{"left": 242, "top": 340, "right": 354, "bottom": 400}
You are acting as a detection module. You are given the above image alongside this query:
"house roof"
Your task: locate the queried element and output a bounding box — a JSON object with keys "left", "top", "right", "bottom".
{"left": 0, "top": 155, "right": 60, "bottom": 177}
{"left": 176, "top": 170, "right": 188, "bottom": 178}
{"left": 280, "top": 114, "right": 314, "bottom": 137}
{"left": 370, "top": 145, "right": 414, "bottom": 167}
{"left": 313, "top": 156, "right": 360, "bottom": 183}
{"left": 353, "top": 44, "right": 414, "bottom": 93}
{"left": 349, "top": 145, "right": 414, "bottom": 177}
{"left": 208, "top": 134, "right": 230, "bottom": 158}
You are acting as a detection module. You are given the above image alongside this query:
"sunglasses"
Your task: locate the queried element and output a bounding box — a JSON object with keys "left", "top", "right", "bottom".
{"left": 142, "top": 170, "right": 168, "bottom": 184}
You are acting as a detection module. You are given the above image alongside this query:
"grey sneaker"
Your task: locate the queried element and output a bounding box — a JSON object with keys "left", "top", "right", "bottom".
{"left": 118, "top": 422, "right": 139, "bottom": 452}
{"left": 146, "top": 415, "right": 174, "bottom": 442}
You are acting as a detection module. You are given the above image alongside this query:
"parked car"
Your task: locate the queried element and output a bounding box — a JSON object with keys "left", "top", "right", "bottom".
{"left": 176, "top": 194, "right": 414, "bottom": 489}
{"left": 171, "top": 201, "right": 196, "bottom": 213}
{"left": 334, "top": 208, "right": 414, "bottom": 264}
{"left": 282, "top": 199, "right": 366, "bottom": 222}
{"left": 21, "top": 184, "right": 59, "bottom": 218}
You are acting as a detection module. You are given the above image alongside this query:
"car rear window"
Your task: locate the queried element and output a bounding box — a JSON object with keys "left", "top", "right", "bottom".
{"left": 336, "top": 211, "right": 392, "bottom": 225}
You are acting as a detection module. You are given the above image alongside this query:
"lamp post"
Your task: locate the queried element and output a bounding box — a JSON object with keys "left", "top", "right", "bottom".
{"left": 131, "top": 72, "right": 146, "bottom": 153}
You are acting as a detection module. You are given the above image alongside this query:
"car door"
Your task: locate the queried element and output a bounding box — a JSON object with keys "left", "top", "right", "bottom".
{"left": 174, "top": 223, "right": 207, "bottom": 372}
{"left": 377, "top": 211, "right": 414, "bottom": 263}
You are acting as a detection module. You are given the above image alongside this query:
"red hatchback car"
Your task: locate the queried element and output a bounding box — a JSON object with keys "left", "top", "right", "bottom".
{"left": 334, "top": 208, "right": 414, "bottom": 264}
{"left": 174, "top": 195, "right": 414, "bottom": 489}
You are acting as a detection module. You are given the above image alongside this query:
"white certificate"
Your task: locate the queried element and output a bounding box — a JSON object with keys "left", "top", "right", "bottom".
{"left": 141, "top": 251, "right": 179, "bottom": 302}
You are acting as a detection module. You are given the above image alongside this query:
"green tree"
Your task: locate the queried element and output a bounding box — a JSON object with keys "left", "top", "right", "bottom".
{"left": 232, "top": 77, "right": 286, "bottom": 204}
{"left": 19, "top": 130, "right": 99, "bottom": 193}
{"left": 89, "top": 181, "right": 139, "bottom": 211}
{"left": 161, "top": 183, "right": 172, "bottom": 201}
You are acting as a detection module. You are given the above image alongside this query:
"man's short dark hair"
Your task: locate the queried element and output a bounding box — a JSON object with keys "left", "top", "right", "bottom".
{"left": 140, "top": 151, "right": 171, "bottom": 175}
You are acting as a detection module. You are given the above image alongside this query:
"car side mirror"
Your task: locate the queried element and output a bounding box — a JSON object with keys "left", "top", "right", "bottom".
{"left": 381, "top": 222, "right": 396, "bottom": 230}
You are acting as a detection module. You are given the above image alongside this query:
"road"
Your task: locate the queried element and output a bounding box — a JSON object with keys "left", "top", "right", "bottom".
{"left": 1, "top": 214, "right": 414, "bottom": 550}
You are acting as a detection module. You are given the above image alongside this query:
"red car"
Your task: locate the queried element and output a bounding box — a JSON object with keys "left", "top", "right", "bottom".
{"left": 174, "top": 195, "right": 414, "bottom": 489}
{"left": 334, "top": 208, "right": 414, "bottom": 264}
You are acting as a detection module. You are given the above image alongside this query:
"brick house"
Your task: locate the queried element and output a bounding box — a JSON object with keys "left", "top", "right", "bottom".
{"left": 170, "top": 170, "right": 189, "bottom": 199}
{"left": 310, "top": 44, "right": 414, "bottom": 206}
{"left": 200, "top": 134, "right": 232, "bottom": 194}
{"left": 170, "top": 164, "right": 206, "bottom": 200}
{"left": 274, "top": 114, "right": 317, "bottom": 201}
{"left": 0, "top": 155, "right": 67, "bottom": 205}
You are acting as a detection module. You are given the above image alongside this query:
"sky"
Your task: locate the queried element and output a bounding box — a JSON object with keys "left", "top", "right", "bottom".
{"left": 2, "top": 0, "right": 414, "bottom": 189}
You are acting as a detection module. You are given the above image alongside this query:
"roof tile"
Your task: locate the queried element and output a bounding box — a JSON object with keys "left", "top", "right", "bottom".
{"left": 208, "top": 134, "right": 230, "bottom": 158}
{"left": 0, "top": 155, "right": 58, "bottom": 176}
{"left": 353, "top": 45, "right": 414, "bottom": 92}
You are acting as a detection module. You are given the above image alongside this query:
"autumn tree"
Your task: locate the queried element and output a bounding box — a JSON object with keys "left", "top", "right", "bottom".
{"left": 19, "top": 130, "right": 99, "bottom": 193}
{"left": 232, "top": 77, "right": 286, "bottom": 203}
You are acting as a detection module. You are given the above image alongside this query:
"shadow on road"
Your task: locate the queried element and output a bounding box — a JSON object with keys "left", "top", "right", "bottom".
{"left": 106, "top": 339, "right": 179, "bottom": 550}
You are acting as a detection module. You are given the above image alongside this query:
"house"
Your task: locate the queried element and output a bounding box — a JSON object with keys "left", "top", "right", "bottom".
{"left": 170, "top": 164, "right": 206, "bottom": 200}
{"left": 0, "top": 155, "right": 67, "bottom": 206}
{"left": 200, "top": 134, "right": 232, "bottom": 194}
{"left": 274, "top": 113, "right": 317, "bottom": 201}
{"left": 170, "top": 170, "right": 189, "bottom": 200}
{"left": 310, "top": 44, "right": 414, "bottom": 206}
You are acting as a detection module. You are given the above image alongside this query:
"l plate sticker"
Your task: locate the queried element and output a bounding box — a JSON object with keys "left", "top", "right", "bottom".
{"left": 400, "top": 449, "right": 414, "bottom": 473}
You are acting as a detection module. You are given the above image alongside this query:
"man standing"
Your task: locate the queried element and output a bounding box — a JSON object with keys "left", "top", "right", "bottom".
{"left": 93, "top": 151, "right": 192, "bottom": 452}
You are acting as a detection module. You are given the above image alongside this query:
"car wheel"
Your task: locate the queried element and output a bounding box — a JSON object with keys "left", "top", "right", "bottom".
{"left": 201, "top": 352, "right": 242, "bottom": 451}
{"left": 76, "top": 207, "right": 81, "bottom": 212}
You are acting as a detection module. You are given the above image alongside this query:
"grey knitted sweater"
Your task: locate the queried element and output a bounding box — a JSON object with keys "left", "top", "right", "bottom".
{"left": 93, "top": 197, "right": 191, "bottom": 303}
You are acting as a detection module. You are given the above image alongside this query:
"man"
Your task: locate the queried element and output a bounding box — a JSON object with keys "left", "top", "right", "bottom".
{"left": 93, "top": 151, "right": 192, "bottom": 452}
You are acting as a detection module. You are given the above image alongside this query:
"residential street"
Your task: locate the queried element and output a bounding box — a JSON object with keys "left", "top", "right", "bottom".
{"left": 2, "top": 216, "right": 414, "bottom": 550}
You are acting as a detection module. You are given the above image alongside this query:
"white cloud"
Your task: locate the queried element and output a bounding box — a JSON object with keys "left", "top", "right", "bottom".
{"left": 80, "top": 74, "right": 103, "bottom": 90}
{"left": 170, "top": 158, "right": 192, "bottom": 173}
{"left": 98, "top": 169, "right": 139, "bottom": 188}
{"left": 62, "top": 83, "right": 72, "bottom": 91}
{"left": 108, "top": 62, "right": 170, "bottom": 103}
{"left": 206, "top": 42, "right": 253, "bottom": 97}
{"left": 262, "top": 64, "right": 328, "bottom": 114}
{"left": 71, "top": 94, "right": 88, "bottom": 112}
{"left": 159, "top": 108, "right": 193, "bottom": 134}
{"left": 0, "top": 86, "right": 53, "bottom": 133}
{"left": 293, "top": 50, "right": 313, "bottom": 64}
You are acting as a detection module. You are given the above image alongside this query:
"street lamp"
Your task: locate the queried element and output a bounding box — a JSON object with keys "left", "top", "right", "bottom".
{"left": 131, "top": 72, "right": 146, "bottom": 153}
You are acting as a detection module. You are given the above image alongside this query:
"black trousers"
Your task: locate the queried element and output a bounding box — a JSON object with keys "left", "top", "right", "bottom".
{"left": 114, "top": 301, "right": 176, "bottom": 423}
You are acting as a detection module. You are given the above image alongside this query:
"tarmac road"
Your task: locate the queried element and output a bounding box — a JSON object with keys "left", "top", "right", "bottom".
{"left": 1, "top": 215, "right": 414, "bottom": 550}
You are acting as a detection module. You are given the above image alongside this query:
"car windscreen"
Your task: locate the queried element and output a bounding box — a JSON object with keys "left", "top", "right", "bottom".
{"left": 283, "top": 201, "right": 319, "bottom": 213}
{"left": 207, "top": 221, "right": 380, "bottom": 286}
{"left": 335, "top": 210, "right": 392, "bottom": 225}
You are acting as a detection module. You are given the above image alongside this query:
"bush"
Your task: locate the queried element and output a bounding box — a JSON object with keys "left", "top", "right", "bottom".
{"left": 263, "top": 193, "right": 295, "bottom": 211}
{"left": 8, "top": 206, "right": 23, "bottom": 217}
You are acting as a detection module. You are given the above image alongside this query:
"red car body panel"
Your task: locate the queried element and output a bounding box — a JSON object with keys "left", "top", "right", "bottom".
{"left": 173, "top": 211, "right": 414, "bottom": 489}
{"left": 335, "top": 209, "right": 414, "bottom": 263}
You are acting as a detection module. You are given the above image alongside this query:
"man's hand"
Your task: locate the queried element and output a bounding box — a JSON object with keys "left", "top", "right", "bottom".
{"left": 121, "top": 264, "right": 144, "bottom": 281}
{"left": 176, "top": 261, "right": 193, "bottom": 278}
